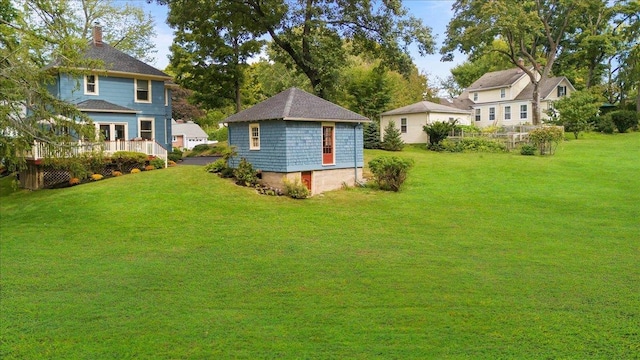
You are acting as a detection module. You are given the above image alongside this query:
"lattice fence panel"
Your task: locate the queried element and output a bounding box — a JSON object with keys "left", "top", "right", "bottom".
{"left": 43, "top": 167, "right": 71, "bottom": 188}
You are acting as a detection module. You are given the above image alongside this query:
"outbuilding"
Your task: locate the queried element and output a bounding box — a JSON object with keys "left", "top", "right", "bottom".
{"left": 224, "top": 88, "right": 369, "bottom": 195}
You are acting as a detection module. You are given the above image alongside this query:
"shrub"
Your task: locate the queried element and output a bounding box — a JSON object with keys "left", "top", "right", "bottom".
{"left": 144, "top": 165, "right": 155, "bottom": 171}
{"left": 82, "top": 152, "right": 107, "bottom": 174}
{"left": 220, "top": 167, "right": 235, "bottom": 178}
{"left": 423, "top": 120, "right": 457, "bottom": 149}
{"left": 190, "top": 144, "right": 211, "bottom": 155}
{"left": 210, "top": 126, "right": 228, "bottom": 141}
{"left": 168, "top": 160, "right": 177, "bottom": 167}
{"left": 364, "top": 121, "right": 381, "bottom": 149}
{"left": 233, "top": 158, "right": 258, "bottom": 186}
{"left": 111, "top": 151, "right": 146, "bottom": 171}
{"left": 368, "top": 156, "right": 414, "bottom": 192}
{"left": 593, "top": 114, "right": 615, "bottom": 134}
{"left": 204, "top": 158, "right": 227, "bottom": 173}
{"left": 520, "top": 144, "right": 536, "bottom": 155}
{"left": 150, "top": 158, "right": 165, "bottom": 169}
{"left": 440, "top": 137, "right": 507, "bottom": 153}
{"left": 90, "top": 174, "right": 103, "bottom": 181}
{"left": 130, "top": 168, "right": 141, "bottom": 174}
{"left": 381, "top": 121, "right": 405, "bottom": 151}
{"left": 168, "top": 148, "right": 183, "bottom": 162}
{"left": 69, "top": 177, "right": 81, "bottom": 185}
{"left": 529, "top": 126, "right": 564, "bottom": 155}
{"left": 610, "top": 110, "right": 638, "bottom": 133}
{"left": 112, "top": 170, "right": 123, "bottom": 177}
{"left": 283, "top": 177, "right": 310, "bottom": 199}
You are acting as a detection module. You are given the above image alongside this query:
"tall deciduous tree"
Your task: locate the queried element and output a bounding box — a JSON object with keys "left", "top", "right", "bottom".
{"left": 442, "top": 0, "right": 592, "bottom": 125}
{"left": 553, "top": 90, "right": 602, "bottom": 139}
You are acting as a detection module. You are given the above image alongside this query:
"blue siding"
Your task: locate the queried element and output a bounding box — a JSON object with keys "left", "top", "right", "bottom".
{"left": 53, "top": 74, "right": 172, "bottom": 150}
{"left": 229, "top": 120, "right": 365, "bottom": 172}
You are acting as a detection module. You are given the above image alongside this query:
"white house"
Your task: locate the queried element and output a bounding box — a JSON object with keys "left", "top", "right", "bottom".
{"left": 380, "top": 101, "right": 471, "bottom": 144}
{"left": 171, "top": 120, "right": 209, "bottom": 150}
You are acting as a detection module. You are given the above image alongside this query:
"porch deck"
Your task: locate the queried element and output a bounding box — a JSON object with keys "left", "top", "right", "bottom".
{"left": 26, "top": 140, "right": 168, "bottom": 164}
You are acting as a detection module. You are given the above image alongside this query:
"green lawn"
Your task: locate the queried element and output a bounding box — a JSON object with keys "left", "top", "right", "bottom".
{"left": 1, "top": 132, "right": 639, "bottom": 359}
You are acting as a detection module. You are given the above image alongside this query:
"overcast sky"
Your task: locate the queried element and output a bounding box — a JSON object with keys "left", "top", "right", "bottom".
{"left": 142, "top": 0, "right": 464, "bottom": 83}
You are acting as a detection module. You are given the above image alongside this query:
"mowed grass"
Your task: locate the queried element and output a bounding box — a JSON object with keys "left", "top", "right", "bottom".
{"left": 1, "top": 132, "right": 638, "bottom": 359}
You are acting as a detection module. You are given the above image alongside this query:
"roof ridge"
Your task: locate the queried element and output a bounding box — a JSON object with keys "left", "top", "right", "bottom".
{"left": 283, "top": 88, "right": 296, "bottom": 118}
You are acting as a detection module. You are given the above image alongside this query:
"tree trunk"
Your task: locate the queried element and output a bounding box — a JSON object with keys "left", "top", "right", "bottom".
{"left": 532, "top": 82, "right": 541, "bottom": 125}
{"left": 233, "top": 36, "right": 241, "bottom": 114}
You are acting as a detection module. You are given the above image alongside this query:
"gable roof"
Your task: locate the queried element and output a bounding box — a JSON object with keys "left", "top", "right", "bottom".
{"left": 514, "top": 76, "right": 574, "bottom": 100}
{"left": 76, "top": 99, "right": 138, "bottom": 113}
{"left": 224, "top": 88, "right": 369, "bottom": 123}
{"left": 381, "top": 100, "right": 472, "bottom": 116}
{"left": 171, "top": 120, "right": 208, "bottom": 138}
{"left": 467, "top": 68, "right": 529, "bottom": 91}
{"left": 47, "top": 42, "right": 171, "bottom": 80}
{"left": 439, "top": 93, "right": 475, "bottom": 111}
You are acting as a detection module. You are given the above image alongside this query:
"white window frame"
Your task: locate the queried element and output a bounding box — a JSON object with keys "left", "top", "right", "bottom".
{"left": 489, "top": 107, "right": 495, "bottom": 121}
{"left": 400, "top": 118, "right": 407, "bottom": 133}
{"left": 139, "top": 117, "right": 154, "bottom": 140}
{"left": 96, "top": 123, "right": 128, "bottom": 141}
{"left": 165, "top": 88, "right": 169, "bottom": 106}
{"left": 500, "top": 88, "right": 506, "bottom": 99}
{"left": 473, "top": 92, "right": 478, "bottom": 101}
{"left": 321, "top": 122, "right": 335, "bottom": 166}
{"left": 135, "top": 79, "right": 152, "bottom": 103}
{"left": 504, "top": 106, "right": 511, "bottom": 120}
{"left": 520, "top": 105, "right": 528, "bottom": 119}
{"left": 84, "top": 74, "right": 99, "bottom": 95}
{"left": 557, "top": 86, "right": 567, "bottom": 97}
{"left": 475, "top": 108, "right": 481, "bottom": 122}
{"left": 249, "top": 123, "right": 260, "bottom": 150}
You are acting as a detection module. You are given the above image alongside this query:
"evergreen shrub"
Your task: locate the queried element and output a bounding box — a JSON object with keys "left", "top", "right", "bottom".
{"left": 368, "top": 156, "right": 414, "bottom": 192}
{"left": 610, "top": 110, "right": 639, "bottom": 133}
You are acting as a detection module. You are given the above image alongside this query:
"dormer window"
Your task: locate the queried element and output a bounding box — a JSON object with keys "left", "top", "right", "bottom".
{"left": 473, "top": 92, "right": 478, "bottom": 101}
{"left": 84, "top": 75, "right": 98, "bottom": 95}
{"left": 135, "top": 79, "right": 151, "bottom": 103}
{"left": 557, "top": 86, "right": 567, "bottom": 97}
{"left": 500, "top": 88, "right": 506, "bottom": 99}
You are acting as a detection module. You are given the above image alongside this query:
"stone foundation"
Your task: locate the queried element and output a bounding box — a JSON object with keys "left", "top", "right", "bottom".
{"left": 260, "top": 167, "right": 364, "bottom": 195}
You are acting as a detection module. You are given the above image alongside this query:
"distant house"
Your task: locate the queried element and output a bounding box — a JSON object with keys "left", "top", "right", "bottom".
{"left": 44, "top": 25, "right": 174, "bottom": 152}
{"left": 171, "top": 120, "right": 209, "bottom": 150}
{"left": 224, "top": 88, "right": 369, "bottom": 195}
{"left": 380, "top": 101, "right": 472, "bottom": 144}
{"left": 444, "top": 64, "right": 575, "bottom": 128}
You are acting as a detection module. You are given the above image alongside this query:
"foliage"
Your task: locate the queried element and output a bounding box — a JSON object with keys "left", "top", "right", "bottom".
{"left": 282, "top": 177, "right": 310, "bottom": 199}
{"left": 440, "top": 138, "right": 508, "bottom": 153}
{"left": 144, "top": 165, "right": 155, "bottom": 171}
{"left": 233, "top": 158, "right": 258, "bottom": 187}
{"left": 204, "top": 159, "right": 227, "bottom": 174}
{"left": 112, "top": 170, "right": 122, "bottom": 177}
{"left": 450, "top": 40, "right": 514, "bottom": 88}
{"left": 130, "top": 168, "right": 141, "bottom": 174}
{"left": 609, "top": 110, "right": 639, "bottom": 133}
{"left": 68, "top": 177, "right": 80, "bottom": 185}
{"left": 381, "top": 121, "right": 405, "bottom": 151}
{"left": 520, "top": 144, "right": 537, "bottom": 155}
{"left": 423, "top": 120, "right": 457, "bottom": 148}
{"left": 111, "top": 151, "right": 146, "bottom": 171}
{"left": 170, "top": 86, "right": 206, "bottom": 122}
{"left": 149, "top": 158, "right": 165, "bottom": 169}
{"left": 529, "top": 126, "right": 565, "bottom": 155}
{"left": 168, "top": 148, "right": 183, "bottom": 162}
{"left": 342, "top": 65, "right": 391, "bottom": 121}
{"left": 456, "top": 124, "right": 482, "bottom": 134}
{"left": 209, "top": 127, "right": 228, "bottom": 142}
{"left": 592, "top": 114, "right": 616, "bottom": 134}
{"left": 363, "top": 122, "right": 381, "bottom": 149}
{"left": 90, "top": 174, "right": 103, "bottom": 181}
{"left": 553, "top": 90, "right": 602, "bottom": 139}
{"left": 368, "top": 156, "right": 414, "bottom": 192}
{"left": 168, "top": 161, "right": 177, "bottom": 167}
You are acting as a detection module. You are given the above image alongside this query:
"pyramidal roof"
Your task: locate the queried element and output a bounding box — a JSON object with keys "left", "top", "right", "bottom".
{"left": 224, "top": 88, "right": 370, "bottom": 123}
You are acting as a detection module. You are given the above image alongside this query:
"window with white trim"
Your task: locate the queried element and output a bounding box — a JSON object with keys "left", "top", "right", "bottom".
{"left": 400, "top": 118, "right": 407, "bottom": 133}
{"left": 504, "top": 106, "right": 511, "bottom": 120}
{"left": 473, "top": 92, "right": 478, "bottom": 101}
{"left": 85, "top": 75, "right": 98, "bottom": 95}
{"left": 500, "top": 88, "right": 506, "bottom": 98}
{"left": 489, "top": 107, "right": 495, "bottom": 121}
{"left": 557, "top": 86, "right": 567, "bottom": 97}
{"left": 139, "top": 118, "right": 153, "bottom": 140}
{"left": 520, "top": 105, "right": 528, "bottom": 119}
{"left": 135, "top": 79, "right": 151, "bottom": 102}
{"left": 475, "top": 108, "right": 481, "bottom": 121}
{"left": 249, "top": 123, "right": 260, "bottom": 150}
{"left": 165, "top": 88, "right": 169, "bottom": 106}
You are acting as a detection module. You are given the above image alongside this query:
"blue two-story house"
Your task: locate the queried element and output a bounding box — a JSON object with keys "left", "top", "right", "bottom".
{"left": 45, "top": 25, "right": 173, "bottom": 153}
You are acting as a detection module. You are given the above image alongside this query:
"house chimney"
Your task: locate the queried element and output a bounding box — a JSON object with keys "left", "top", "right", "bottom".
{"left": 93, "top": 23, "right": 103, "bottom": 46}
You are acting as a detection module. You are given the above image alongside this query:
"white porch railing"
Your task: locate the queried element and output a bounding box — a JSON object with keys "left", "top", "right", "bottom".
{"left": 27, "top": 140, "right": 168, "bottom": 167}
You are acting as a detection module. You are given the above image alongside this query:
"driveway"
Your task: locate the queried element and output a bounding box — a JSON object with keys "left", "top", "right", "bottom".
{"left": 179, "top": 156, "right": 221, "bottom": 166}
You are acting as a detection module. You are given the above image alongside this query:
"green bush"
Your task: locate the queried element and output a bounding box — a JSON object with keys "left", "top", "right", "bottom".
{"left": 204, "top": 158, "right": 227, "bottom": 173}
{"left": 283, "top": 178, "right": 310, "bottom": 199}
{"left": 610, "top": 110, "right": 639, "bottom": 133}
{"left": 150, "top": 157, "right": 165, "bottom": 169}
{"left": 111, "top": 151, "right": 147, "bottom": 171}
{"left": 423, "top": 120, "right": 457, "bottom": 149}
{"left": 440, "top": 137, "right": 507, "bottom": 153}
{"left": 520, "top": 144, "right": 536, "bottom": 155}
{"left": 191, "top": 144, "right": 211, "bottom": 153}
{"left": 233, "top": 158, "right": 258, "bottom": 186}
{"left": 168, "top": 148, "right": 183, "bottom": 162}
{"left": 529, "top": 127, "right": 564, "bottom": 155}
{"left": 209, "top": 127, "right": 228, "bottom": 142}
{"left": 220, "top": 167, "right": 235, "bottom": 178}
{"left": 368, "top": 156, "right": 414, "bottom": 192}
{"left": 381, "top": 121, "right": 405, "bottom": 151}
{"left": 364, "top": 122, "right": 381, "bottom": 149}
{"left": 593, "top": 114, "right": 615, "bottom": 134}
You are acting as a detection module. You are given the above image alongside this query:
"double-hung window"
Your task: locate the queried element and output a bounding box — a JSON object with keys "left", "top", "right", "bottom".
{"left": 520, "top": 105, "right": 528, "bottom": 119}
{"left": 400, "top": 118, "right": 407, "bottom": 133}
{"left": 473, "top": 92, "right": 478, "bottom": 101}
{"left": 504, "top": 106, "right": 511, "bottom": 120}
{"left": 489, "top": 107, "right": 495, "bottom": 121}
{"left": 139, "top": 118, "right": 153, "bottom": 140}
{"left": 557, "top": 86, "right": 567, "bottom": 97}
{"left": 475, "top": 109, "right": 481, "bottom": 122}
{"left": 85, "top": 75, "right": 98, "bottom": 95}
{"left": 135, "top": 79, "right": 151, "bottom": 102}
{"left": 249, "top": 123, "right": 260, "bottom": 150}
{"left": 500, "top": 88, "right": 506, "bottom": 99}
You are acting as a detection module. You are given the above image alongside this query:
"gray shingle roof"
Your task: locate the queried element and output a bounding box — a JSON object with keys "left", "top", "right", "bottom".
{"left": 467, "top": 68, "right": 529, "bottom": 91}
{"left": 514, "top": 77, "right": 568, "bottom": 100}
{"left": 381, "top": 100, "right": 472, "bottom": 116}
{"left": 76, "top": 99, "right": 137, "bottom": 113}
{"left": 171, "top": 121, "right": 208, "bottom": 138}
{"left": 224, "top": 88, "right": 370, "bottom": 123}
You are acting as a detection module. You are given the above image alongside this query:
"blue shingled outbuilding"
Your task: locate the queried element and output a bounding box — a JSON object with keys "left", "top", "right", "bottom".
{"left": 224, "top": 88, "right": 370, "bottom": 195}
